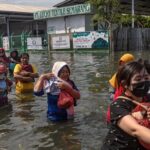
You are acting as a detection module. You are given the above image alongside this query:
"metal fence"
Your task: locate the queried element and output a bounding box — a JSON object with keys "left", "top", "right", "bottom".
{"left": 0, "top": 33, "right": 48, "bottom": 52}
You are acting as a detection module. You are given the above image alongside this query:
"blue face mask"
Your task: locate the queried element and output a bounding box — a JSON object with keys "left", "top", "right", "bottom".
{"left": 0, "top": 73, "right": 6, "bottom": 80}
{"left": 131, "top": 81, "right": 149, "bottom": 97}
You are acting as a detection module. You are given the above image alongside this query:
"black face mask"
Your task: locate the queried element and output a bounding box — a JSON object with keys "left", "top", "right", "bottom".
{"left": 131, "top": 81, "right": 149, "bottom": 97}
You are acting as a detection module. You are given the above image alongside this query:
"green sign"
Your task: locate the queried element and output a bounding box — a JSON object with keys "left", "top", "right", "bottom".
{"left": 34, "top": 3, "right": 92, "bottom": 20}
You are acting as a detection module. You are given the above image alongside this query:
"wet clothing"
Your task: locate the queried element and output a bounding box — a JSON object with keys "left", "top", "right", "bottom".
{"left": 101, "top": 94, "right": 146, "bottom": 150}
{"left": 106, "top": 85, "right": 124, "bottom": 123}
{"left": 14, "top": 64, "right": 37, "bottom": 94}
{"left": 0, "top": 79, "right": 12, "bottom": 107}
{"left": 34, "top": 79, "right": 78, "bottom": 121}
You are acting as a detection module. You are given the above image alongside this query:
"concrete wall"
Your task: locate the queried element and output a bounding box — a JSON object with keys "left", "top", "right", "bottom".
{"left": 85, "top": 15, "right": 94, "bottom": 31}
{"left": 47, "top": 15, "right": 87, "bottom": 34}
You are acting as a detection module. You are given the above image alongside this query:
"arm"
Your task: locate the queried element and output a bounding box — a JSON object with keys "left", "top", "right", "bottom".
{"left": 14, "top": 72, "right": 33, "bottom": 82}
{"left": 29, "top": 72, "right": 39, "bottom": 78}
{"left": 13, "top": 64, "right": 33, "bottom": 82}
{"left": 34, "top": 73, "right": 54, "bottom": 92}
{"left": 6, "top": 78, "right": 13, "bottom": 92}
{"left": 20, "top": 71, "right": 39, "bottom": 78}
{"left": 57, "top": 80, "right": 80, "bottom": 99}
{"left": 20, "top": 65, "right": 39, "bottom": 78}
{"left": 31, "top": 65, "right": 39, "bottom": 78}
{"left": 118, "top": 114, "right": 150, "bottom": 144}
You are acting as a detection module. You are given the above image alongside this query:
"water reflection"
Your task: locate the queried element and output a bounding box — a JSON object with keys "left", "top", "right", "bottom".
{"left": 0, "top": 50, "right": 149, "bottom": 150}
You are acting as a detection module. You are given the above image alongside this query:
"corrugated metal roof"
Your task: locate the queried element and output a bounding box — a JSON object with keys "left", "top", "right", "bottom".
{"left": 0, "top": 3, "right": 50, "bottom": 13}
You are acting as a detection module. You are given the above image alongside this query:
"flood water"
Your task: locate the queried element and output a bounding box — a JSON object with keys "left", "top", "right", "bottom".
{"left": 0, "top": 50, "right": 149, "bottom": 150}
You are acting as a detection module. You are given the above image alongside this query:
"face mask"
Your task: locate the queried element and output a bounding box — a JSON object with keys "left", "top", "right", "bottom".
{"left": 131, "top": 81, "right": 149, "bottom": 97}
{"left": 0, "top": 73, "right": 6, "bottom": 80}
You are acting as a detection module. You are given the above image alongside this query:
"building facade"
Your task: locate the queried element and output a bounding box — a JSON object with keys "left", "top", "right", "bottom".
{"left": 34, "top": 3, "right": 95, "bottom": 34}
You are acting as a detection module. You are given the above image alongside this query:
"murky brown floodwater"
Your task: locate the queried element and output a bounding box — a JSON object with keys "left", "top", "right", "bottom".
{"left": 0, "top": 50, "right": 149, "bottom": 150}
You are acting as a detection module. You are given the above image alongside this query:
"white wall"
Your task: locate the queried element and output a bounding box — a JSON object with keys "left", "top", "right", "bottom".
{"left": 47, "top": 15, "right": 86, "bottom": 34}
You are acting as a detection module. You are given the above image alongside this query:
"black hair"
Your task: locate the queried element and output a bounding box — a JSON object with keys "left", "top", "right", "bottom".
{"left": 137, "top": 58, "right": 150, "bottom": 74}
{"left": 20, "top": 53, "right": 29, "bottom": 59}
{"left": 116, "top": 61, "right": 145, "bottom": 87}
{"left": 144, "top": 60, "right": 150, "bottom": 74}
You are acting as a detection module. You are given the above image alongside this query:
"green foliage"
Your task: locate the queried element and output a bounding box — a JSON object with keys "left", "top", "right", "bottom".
{"left": 88, "top": 0, "right": 120, "bottom": 29}
{"left": 88, "top": 0, "right": 150, "bottom": 29}
{"left": 135, "top": 16, "right": 150, "bottom": 28}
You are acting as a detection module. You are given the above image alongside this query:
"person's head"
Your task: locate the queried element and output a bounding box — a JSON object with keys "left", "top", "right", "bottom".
{"left": 0, "top": 63, "right": 7, "bottom": 79}
{"left": 117, "top": 61, "right": 149, "bottom": 98}
{"left": 119, "top": 53, "right": 135, "bottom": 66}
{"left": 52, "top": 61, "right": 70, "bottom": 80}
{"left": 20, "top": 53, "right": 29, "bottom": 65}
{"left": 10, "top": 50, "right": 18, "bottom": 58}
{"left": 0, "top": 48, "right": 6, "bottom": 57}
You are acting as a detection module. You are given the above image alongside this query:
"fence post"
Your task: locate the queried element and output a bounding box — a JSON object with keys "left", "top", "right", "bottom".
{"left": 21, "top": 32, "right": 27, "bottom": 52}
{"left": 0, "top": 34, "right": 2, "bottom": 47}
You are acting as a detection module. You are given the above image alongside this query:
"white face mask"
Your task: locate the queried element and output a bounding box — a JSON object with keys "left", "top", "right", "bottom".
{"left": 0, "top": 73, "right": 6, "bottom": 80}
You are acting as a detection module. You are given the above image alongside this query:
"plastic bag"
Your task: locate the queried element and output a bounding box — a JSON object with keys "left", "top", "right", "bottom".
{"left": 57, "top": 91, "right": 74, "bottom": 109}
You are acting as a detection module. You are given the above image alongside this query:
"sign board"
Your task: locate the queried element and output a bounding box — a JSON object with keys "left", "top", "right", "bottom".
{"left": 27, "top": 37, "right": 42, "bottom": 50}
{"left": 34, "top": 3, "right": 92, "bottom": 20}
{"left": 3, "top": 37, "right": 9, "bottom": 50}
{"left": 51, "top": 35, "right": 70, "bottom": 49}
{"left": 73, "top": 31, "right": 109, "bottom": 49}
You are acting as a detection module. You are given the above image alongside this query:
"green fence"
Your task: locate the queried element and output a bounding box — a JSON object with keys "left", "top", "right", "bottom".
{"left": 0, "top": 33, "right": 48, "bottom": 53}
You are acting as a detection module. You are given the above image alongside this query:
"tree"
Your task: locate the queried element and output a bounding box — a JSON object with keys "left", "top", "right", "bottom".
{"left": 88, "top": 0, "right": 150, "bottom": 29}
{"left": 88, "top": 0, "right": 120, "bottom": 30}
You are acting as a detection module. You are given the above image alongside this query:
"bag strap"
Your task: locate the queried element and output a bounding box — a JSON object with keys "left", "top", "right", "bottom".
{"left": 117, "top": 96, "right": 148, "bottom": 111}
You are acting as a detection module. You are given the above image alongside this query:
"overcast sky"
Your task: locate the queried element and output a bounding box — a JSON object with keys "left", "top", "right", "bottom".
{"left": 0, "top": 0, "right": 64, "bottom": 7}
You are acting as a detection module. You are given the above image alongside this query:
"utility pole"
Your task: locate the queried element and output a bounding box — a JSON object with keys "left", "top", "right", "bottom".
{"left": 132, "top": 0, "right": 135, "bottom": 28}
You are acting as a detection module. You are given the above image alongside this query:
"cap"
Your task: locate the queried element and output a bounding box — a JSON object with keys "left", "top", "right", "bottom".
{"left": 119, "top": 53, "right": 135, "bottom": 63}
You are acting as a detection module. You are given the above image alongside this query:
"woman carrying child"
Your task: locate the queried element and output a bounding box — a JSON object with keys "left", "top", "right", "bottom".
{"left": 34, "top": 61, "right": 80, "bottom": 121}
{"left": 13, "top": 53, "right": 39, "bottom": 100}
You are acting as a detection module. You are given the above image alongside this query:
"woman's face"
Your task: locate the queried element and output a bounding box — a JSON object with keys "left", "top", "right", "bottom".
{"left": 129, "top": 68, "right": 149, "bottom": 97}
{"left": 59, "top": 66, "right": 70, "bottom": 81}
{"left": 130, "top": 68, "right": 149, "bottom": 84}
{"left": 20, "top": 55, "right": 29, "bottom": 65}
